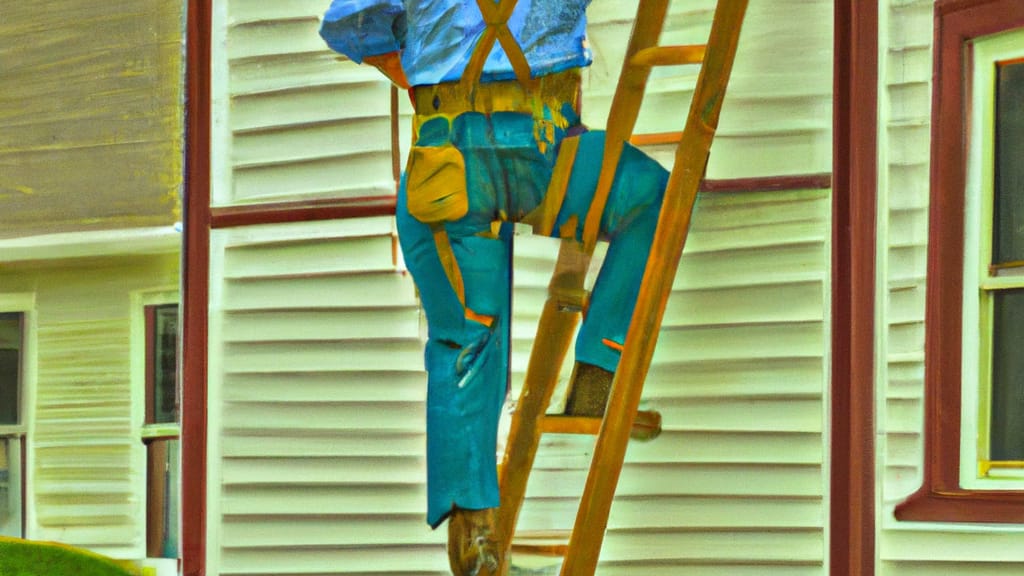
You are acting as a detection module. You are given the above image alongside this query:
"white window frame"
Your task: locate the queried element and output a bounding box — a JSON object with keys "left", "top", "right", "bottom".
{"left": 961, "top": 27, "right": 1024, "bottom": 490}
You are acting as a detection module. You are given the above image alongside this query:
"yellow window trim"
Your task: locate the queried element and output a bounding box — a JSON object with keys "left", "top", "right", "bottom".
{"left": 979, "top": 460, "right": 1024, "bottom": 478}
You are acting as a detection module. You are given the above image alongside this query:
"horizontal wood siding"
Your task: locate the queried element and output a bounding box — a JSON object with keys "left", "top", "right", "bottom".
{"left": 0, "top": 253, "right": 181, "bottom": 558}
{"left": 209, "top": 0, "right": 834, "bottom": 573}
{"left": 204, "top": 192, "right": 829, "bottom": 574}
{"left": 878, "top": 0, "right": 1024, "bottom": 572}
{"left": 584, "top": 0, "right": 833, "bottom": 178}
{"left": 218, "top": 1, "right": 396, "bottom": 207}
{"left": 34, "top": 319, "right": 134, "bottom": 544}
{"left": 509, "top": 189, "right": 830, "bottom": 573}
{"left": 219, "top": 0, "right": 833, "bottom": 206}
{"left": 206, "top": 217, "right": 443, "bottom": 574}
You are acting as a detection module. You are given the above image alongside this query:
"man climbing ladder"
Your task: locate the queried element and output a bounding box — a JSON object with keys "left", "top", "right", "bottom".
{"left": 320, "top": 1, "right": 671, "bottom": 573}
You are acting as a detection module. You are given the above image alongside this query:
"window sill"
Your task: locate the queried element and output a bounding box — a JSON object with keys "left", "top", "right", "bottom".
{"left": 141, "top": 425, "right": 181, "bottom": 442}
{"left": 895, "top": 487, "right": 1024, "bottom": 523}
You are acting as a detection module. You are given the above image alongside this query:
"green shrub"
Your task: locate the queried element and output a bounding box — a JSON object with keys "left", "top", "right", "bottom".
{"left": 0, "top": 537, "right": 140, "bottom": 576}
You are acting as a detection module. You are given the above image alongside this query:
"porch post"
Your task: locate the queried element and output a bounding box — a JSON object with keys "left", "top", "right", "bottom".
{"left": 831, "top": 0, "right": 878, "bottom": 574}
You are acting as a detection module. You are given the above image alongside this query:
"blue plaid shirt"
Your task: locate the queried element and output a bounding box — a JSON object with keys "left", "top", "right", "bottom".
{"left": 319, "top": 0, "right": 592, "bottom": 86}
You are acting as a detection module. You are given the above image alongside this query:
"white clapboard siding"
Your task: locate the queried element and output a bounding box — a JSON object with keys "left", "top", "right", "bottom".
{"left": 212, "top": 1, "right": 832, "bottom": 574}
{"left": 584, "top": 0, "right": 833, "bottom": 178}
{"left": 207, "top": 216, "right": 450, "bottom": 575}
{"left": 6, "top": 253, "right": 180, "bottom": 559}
{"left": 218, "top": 1, "right": 397, "bottom": 206}
{"left": 32, "top": 320, "right": 137, "bottom": 552}
{"left": 879, "top": 0, "right": 935, "bottom": 505}
{"left": 508, "top": 188, "right": 829, "bottom": 574}
{"left": 878, "top": 1, "right": 1024, "bottom": 573}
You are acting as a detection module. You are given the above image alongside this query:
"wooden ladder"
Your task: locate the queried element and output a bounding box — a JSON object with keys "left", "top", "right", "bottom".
{"left": 495, "top": 1, "right": 749, "bottom": 574}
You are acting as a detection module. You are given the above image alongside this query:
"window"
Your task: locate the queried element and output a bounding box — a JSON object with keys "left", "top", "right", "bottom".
{"left": 987, "top": 58, "right": 1024, "bottom": 467}
{"left": 0, "top": 438, "right": 23, "bottom": 538}
{"left": 142, "top": 303, "right": 180, "bottom": 559}
{"left": 964, "top": 41, "right": 1024, "bottom": 484}
{"left": 147, "top": 304, "right": 180, "bottom": 426}
{"left": 0, "top": 312, "right": 25, "bottom": 538}
{"left": 894, "top": 0, "right": 1024, "bottom": 523}
{"left": 0, "top": 313, "right": 21, "bottom": 426}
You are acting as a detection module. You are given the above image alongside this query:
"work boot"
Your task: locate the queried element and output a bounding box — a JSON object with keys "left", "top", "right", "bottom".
{"left": 447, "top": 507, "right": 504, "bottom": 575}
{"left": 564, "top": 361, "right": 662, "bottom": 441}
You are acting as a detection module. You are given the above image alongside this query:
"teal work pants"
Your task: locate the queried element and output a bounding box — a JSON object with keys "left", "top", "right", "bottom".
{"left": 396, "top": 109, "right": 669, "bottom": 527}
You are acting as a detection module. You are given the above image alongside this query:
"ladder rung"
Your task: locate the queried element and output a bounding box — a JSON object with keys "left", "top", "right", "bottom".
{"left": 511, "top": 530, "right": 571, "bottom": 557}
{"left": 630, "top": 44, "right": 706, "bottom": 67}
{"left": 539, "top": 411, "right": 664, "bottom": 439}
{"left": 539, "top": 415, "right": 602, "bottom": 435}
{"left": 630, "top": 131, "right": 683, "bottom": 147}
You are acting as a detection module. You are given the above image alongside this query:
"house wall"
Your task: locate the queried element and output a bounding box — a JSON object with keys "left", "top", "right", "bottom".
{"left": 206, "top": 0, "right": 834, "bottom": 574}
{"left": 0, "top": 1, "right": 185, "bottom": 239}
{"left": 877, "top": 0, "right": 1024, "bottom": 573}
{"left": 0, "top": 252, "right": 180, "bottom": 559}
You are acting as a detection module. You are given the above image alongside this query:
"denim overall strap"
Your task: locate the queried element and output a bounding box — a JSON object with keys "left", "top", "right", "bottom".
{"left": 461, "top": 0, "right": 533, "bottom": 90}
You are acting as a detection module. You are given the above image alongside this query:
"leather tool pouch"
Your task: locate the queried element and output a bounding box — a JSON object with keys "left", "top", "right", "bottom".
{"left": 405, "top": 144, "right": 469, "bottom": 224}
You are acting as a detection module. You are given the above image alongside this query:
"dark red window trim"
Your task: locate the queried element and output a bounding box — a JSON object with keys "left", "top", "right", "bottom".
{"left": 144, "top": 305, "right": 157, "bottom": 425}
{"left": 701, "top": 173, "right": 832, "bottom": 194}
{"left": 146, "top": 438, "right": 175, "bottom": 559}
{"left": 2, "top": 311, "right": 28, "bottom": 538}
{"left": 19, "top": 435, "right": 26, "bottom": 538}
{"left": 144, "top": 303, "right": 180, "bottom": 560}
{"left": 209, "top": 196, "right": 398, "bottom": 229}
{"left": 204, "top": 174, "right": 834, "bottom": 230}
{"left": 17, "top": 313, "right": 26, "bottom": 539}
{"left": 144, "top": 305, "right": 181, "bottom": 426}
{"left": 894, "top": 0, "right": 1024, "bottom": 524}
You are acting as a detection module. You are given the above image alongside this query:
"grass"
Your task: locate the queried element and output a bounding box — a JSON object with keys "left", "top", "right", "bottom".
{"left": 0, "top": 537, "right": 141, "bottom": 576}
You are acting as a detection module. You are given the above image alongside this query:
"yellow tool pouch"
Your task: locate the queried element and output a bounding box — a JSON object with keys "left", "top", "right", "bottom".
{"left": 405, "top": 144, "right": 469, "bottom": 224}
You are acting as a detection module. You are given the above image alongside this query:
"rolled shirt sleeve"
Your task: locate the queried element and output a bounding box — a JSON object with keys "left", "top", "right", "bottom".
{"left": 319, "top": 0, "right": 405, "bottom": 63}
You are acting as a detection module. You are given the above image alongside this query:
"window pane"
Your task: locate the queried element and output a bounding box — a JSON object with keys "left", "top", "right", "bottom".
{"left": 0, "top": 437, "right": 22, "bottom": 538}
{"left": 990, "top": 289, "right": 1024, "bottom": 460}
{"left": 147, "top": 438, "right": 179, "bottom": 559}
{"left": 0, "top": 313, "right": 22, "bottom": 426}
{"left": 993, "top": 60, "right": 1024, "bottom": 266}
{"left": 150, "top": 305, "right": 179, "bottom": 424}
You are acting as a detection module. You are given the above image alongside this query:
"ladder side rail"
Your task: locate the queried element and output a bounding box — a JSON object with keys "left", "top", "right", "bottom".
{"left": 580, "top": 0, "right": 672, "bottom": 253}
{"left": 495, "top": 0, "right": 672, "bottom": 554}
{"left": 495, "top": 238, "right": 591, "bottom": 566}
{"left": 560, "top": 1, "right": 750, "bottom": 574}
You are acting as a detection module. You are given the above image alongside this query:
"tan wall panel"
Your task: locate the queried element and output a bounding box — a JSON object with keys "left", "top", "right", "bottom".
{"left": 0, "top": 1, "right": 185, "bottom": 239}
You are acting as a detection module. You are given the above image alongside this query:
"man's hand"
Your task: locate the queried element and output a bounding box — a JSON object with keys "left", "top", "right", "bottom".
{"left": 363, "top": 51, "right": 410, "bottom": 89}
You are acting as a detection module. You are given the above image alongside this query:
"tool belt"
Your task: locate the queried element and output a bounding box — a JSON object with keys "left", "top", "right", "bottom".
{"left": 405, "top": 68, "right": 582, "bottom": 226}
{"left": 411, "top": 68, "right": 582, "bottom": 118}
